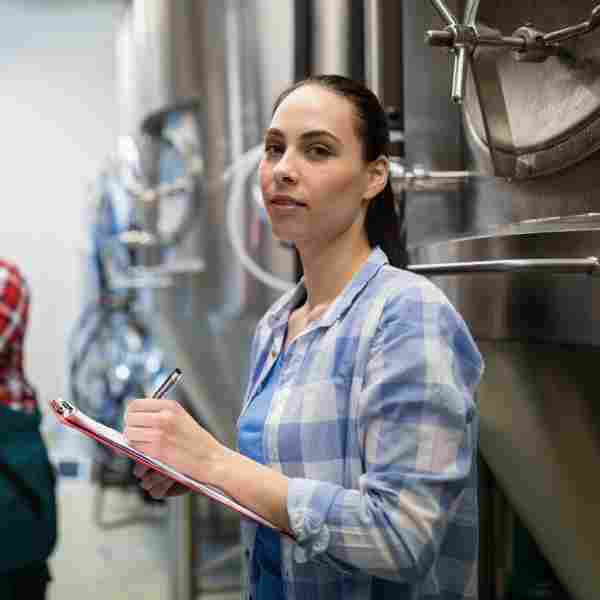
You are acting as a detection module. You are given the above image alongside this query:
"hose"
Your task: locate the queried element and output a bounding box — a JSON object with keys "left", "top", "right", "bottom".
{"left": 224, "top": 144, "right": 294, "bottom": 293}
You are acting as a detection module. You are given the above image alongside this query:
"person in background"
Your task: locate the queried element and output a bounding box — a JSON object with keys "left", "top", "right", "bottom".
{"left": 0, "top": 259, "right": 57, "bottom": 600}
{"left": 125, "top": 75, "right": 483, "bottom": 599}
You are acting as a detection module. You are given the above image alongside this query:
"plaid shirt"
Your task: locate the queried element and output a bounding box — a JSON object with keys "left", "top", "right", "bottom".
{"left": 238, "top": 247, "right": 484, "bottom": 600}
{"left": 0, "top": 260, "right": 37, "bottom": 413}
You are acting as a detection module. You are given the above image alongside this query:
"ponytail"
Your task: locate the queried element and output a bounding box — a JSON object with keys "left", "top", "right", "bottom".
{"left": 365, "top": 179, "right": 408, "bottom": 269}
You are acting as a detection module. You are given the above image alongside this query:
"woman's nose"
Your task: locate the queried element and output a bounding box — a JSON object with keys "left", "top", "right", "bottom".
{"left": 273, "top": 151, "right": 298, "bottom": 185}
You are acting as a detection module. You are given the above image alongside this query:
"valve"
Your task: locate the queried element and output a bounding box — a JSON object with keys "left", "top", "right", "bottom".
{"left": 426, "top": 1, "right": 600, "bottom": 102}
{"left": 426, "top": 0, "right": 484, "bottom": 103}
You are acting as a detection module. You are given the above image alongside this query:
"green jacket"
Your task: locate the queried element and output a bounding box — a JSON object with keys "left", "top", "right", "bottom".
{"left": 0, "top": 405, "right": 57, "bottom": 573}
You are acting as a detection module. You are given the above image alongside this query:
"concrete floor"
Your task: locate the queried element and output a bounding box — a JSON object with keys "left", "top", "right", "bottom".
{"left": 48, "top": 479, "right": 169, "bottom": 599}
{"left": 46, "top": 426, "right": 241, "bottom": 600}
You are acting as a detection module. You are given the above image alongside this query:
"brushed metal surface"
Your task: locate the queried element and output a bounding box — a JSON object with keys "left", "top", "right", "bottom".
{"left": 129, "top": 0, "right": 199, "bottom": 129}
{"left": 407, "top": 2, "right": 600, "bottom": 598}
{"left": 411, "top": 216, "right": 600, "bottom": 359}
{"left": 311, "top": 0, "right": 354, "bottom": 76}
{"left": 464, "top": 1, "right": 600, "bottom": 178}
{"left": 411, "top": 229, "right": 600, "bottom": 598}
{"left": 476, "top": 341, "right": 600, "bottom": 600}
{"left": 364, "top": 0, "right": 404, "bottom": 111}
{"left": 402, "top": 0, "right": 468, "bottom": 247}
{"left": 115, "top": 5, "right": 138, "bottom": 136}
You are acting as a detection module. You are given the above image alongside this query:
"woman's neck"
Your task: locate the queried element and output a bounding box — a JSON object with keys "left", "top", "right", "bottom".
{"left": 296, "top": 232, "right": 372, "bottom": 312}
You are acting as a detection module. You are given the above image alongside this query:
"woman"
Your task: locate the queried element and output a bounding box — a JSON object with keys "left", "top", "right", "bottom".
{"left": 125, "top": 75, "right": 483, "bottom": 599}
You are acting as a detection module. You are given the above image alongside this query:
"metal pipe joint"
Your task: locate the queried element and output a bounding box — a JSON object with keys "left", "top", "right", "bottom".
{"left": 426, "top": 1, "right": 600, "bottom": 102}
{"left": 390, "top": 159, "right": 473, "bottom": 192}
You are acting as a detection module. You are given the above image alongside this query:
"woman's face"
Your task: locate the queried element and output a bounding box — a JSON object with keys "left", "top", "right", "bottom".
{"left": 259, "top": 85, "right": 384, "bottom": 252}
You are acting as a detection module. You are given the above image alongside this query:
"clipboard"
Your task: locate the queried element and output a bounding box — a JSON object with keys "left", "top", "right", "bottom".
{"left": 49, "top": 398, "right": 292, "bottom": 538}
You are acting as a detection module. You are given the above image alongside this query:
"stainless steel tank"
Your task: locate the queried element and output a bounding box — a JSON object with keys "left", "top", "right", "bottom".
{"left": 115, "top": 3, "right": 137, "bottom": 137}
{"left": 294, "top": 0, "right": 366, "bottom": 80}
{"left": 123, "top": 0, "right": 297, "bottom": 449}
{"left": 116, "top": 2, "right": 297, "bottom": 598}
{"left": 403, "top": 2, "right": 600, "bottom": 599}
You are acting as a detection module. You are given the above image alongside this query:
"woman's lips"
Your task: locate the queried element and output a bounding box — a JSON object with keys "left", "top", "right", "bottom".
{"left": 269, "top": 195, "right": 306, "bottom": 207}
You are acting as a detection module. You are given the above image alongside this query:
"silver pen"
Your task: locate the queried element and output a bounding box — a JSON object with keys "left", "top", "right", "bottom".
{"left": 151, "top": 368, "right": 183, "bottom": 399}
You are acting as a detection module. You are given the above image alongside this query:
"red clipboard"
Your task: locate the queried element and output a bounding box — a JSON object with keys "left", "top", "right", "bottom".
{"left": 49, "top": 398, "right": 293, "bottom": 538}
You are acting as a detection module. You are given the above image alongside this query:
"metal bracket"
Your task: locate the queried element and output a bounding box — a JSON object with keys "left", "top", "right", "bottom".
{"left": 389, "top": 159, "right": 474, "bottom": 192}
{"left": 426, "top": 2, "right": 600, "bottom": 103}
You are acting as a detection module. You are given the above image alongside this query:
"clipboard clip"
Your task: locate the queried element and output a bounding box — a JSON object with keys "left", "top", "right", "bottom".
{"left": 50, "top": 398, "right": 75, "bottom": 417}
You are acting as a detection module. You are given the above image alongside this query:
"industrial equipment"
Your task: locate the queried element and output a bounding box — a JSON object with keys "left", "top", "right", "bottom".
{"left": 107, "top": 1, "right": 600, "bottom": 598}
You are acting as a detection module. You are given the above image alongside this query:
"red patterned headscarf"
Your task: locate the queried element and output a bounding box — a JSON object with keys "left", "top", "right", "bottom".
{"left": 0, "top": 260, "right": 37, "bottom": 413}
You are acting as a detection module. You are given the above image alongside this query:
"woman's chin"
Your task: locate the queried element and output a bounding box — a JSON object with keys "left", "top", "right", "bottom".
{"left": 269, "top": 226, "right": 299, "bottom": 245}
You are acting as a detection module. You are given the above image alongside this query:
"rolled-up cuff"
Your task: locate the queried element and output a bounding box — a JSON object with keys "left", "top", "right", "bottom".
{"left": 287, "top": 478, "right": 341, "bottom": 563}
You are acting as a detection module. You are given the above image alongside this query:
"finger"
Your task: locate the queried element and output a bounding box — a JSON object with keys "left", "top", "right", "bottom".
{"left": 166, "top": 483, "right": 190, "bottom": 497}
{"left": 149, "top": 478, "right": 176, "bottom": 499}
{"left": 123, "top": 425, "right": 156, "bottom": 444}
{"left": 140, "top": 469, "right": 169, "bottom": 489}
{"left": 141, "top": 471, "right": 174, "bottom": 498}
{"left": 125, "top": 411, "right": 162, "bottom": 429}
{"left": 127, "top": 398, "right": 176, "bottom": 413}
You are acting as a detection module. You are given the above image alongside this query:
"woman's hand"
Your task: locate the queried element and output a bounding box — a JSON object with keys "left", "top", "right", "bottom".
{"left": 123, "top": 398, "right": 227, "bottom": 494}
{"left": 124, "top": 398, "right": 292, "bottom": 532}
{"left": 132, "top": 464, "right": 189, "bottom": 499}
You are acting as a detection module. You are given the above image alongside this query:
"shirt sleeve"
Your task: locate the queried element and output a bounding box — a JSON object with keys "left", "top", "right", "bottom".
{"left": 286, "top": 282, "right": 484, "bottom": 582}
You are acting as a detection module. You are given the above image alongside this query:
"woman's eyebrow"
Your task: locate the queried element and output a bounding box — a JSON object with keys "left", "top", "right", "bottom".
{"left": 300, "top": 130, "right": 340, "bottom": 144}
{"left": 265, "top": 128, "right": 284, "bottom": 138}
{"left": 264, "top": 128, "right": 340, "bottom": 144}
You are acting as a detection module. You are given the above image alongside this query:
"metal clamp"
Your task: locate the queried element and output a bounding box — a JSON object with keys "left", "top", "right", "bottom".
{"left": 389, "top": 160, "right": 474, "bottom": 192}
{"left": 408, "top": 257, "right": 600, "bottom": 276}
{"left": 513, "top": 5, "right": 600, "bottom": 63}
{"left": 51, "top": 398, "right": 75, "bottom": 417}
{"left": 543, "top": 5, "right": 600, "bottom": 45}
{"left": 108, "top": 258, "right": 205, "bottom": 290}
{"left": 426, "top": 1, "right": 600, "bottom": 102}
{"left": 122, "top": 110, "right": 204, "bottom": 251}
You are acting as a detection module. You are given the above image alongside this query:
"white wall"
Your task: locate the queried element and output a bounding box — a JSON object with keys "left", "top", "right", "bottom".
{"left": 0, "top": 0, "right": 125, "bottom": 410}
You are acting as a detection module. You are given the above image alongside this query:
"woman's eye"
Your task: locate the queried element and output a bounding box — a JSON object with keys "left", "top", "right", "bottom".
{"left": 264, "top": 143, "right": 283, "bottom": 157}
{"left": 307, "top": 145, "right": 331, "bottom": 158}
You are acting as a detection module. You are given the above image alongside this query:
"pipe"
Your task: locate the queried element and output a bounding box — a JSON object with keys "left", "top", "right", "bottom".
{"left": 408, "top": 257, "right": 600, "bottom": 275}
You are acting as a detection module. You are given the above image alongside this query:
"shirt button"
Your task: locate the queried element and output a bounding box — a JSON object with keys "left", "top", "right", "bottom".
{"left": 271, "top": 349, "right": 277, "bottom": 358}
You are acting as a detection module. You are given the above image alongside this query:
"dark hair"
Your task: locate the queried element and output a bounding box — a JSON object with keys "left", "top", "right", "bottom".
{"left": 272, "top": 74, "right": 407, "bottom": 268}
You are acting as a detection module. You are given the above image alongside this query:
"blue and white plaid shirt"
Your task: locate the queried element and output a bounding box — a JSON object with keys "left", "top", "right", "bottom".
{"left": 238, "top": 247, "right": 484, "bottom": 600}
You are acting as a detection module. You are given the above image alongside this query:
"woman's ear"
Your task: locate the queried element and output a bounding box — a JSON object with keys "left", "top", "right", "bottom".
{"left": 364, "top": 156, "right": 389, "bottom": 201}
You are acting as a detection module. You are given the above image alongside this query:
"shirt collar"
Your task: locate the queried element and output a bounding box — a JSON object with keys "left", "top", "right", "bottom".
{"left": 266, "top": 247, "right": 389, "bottom": 332}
